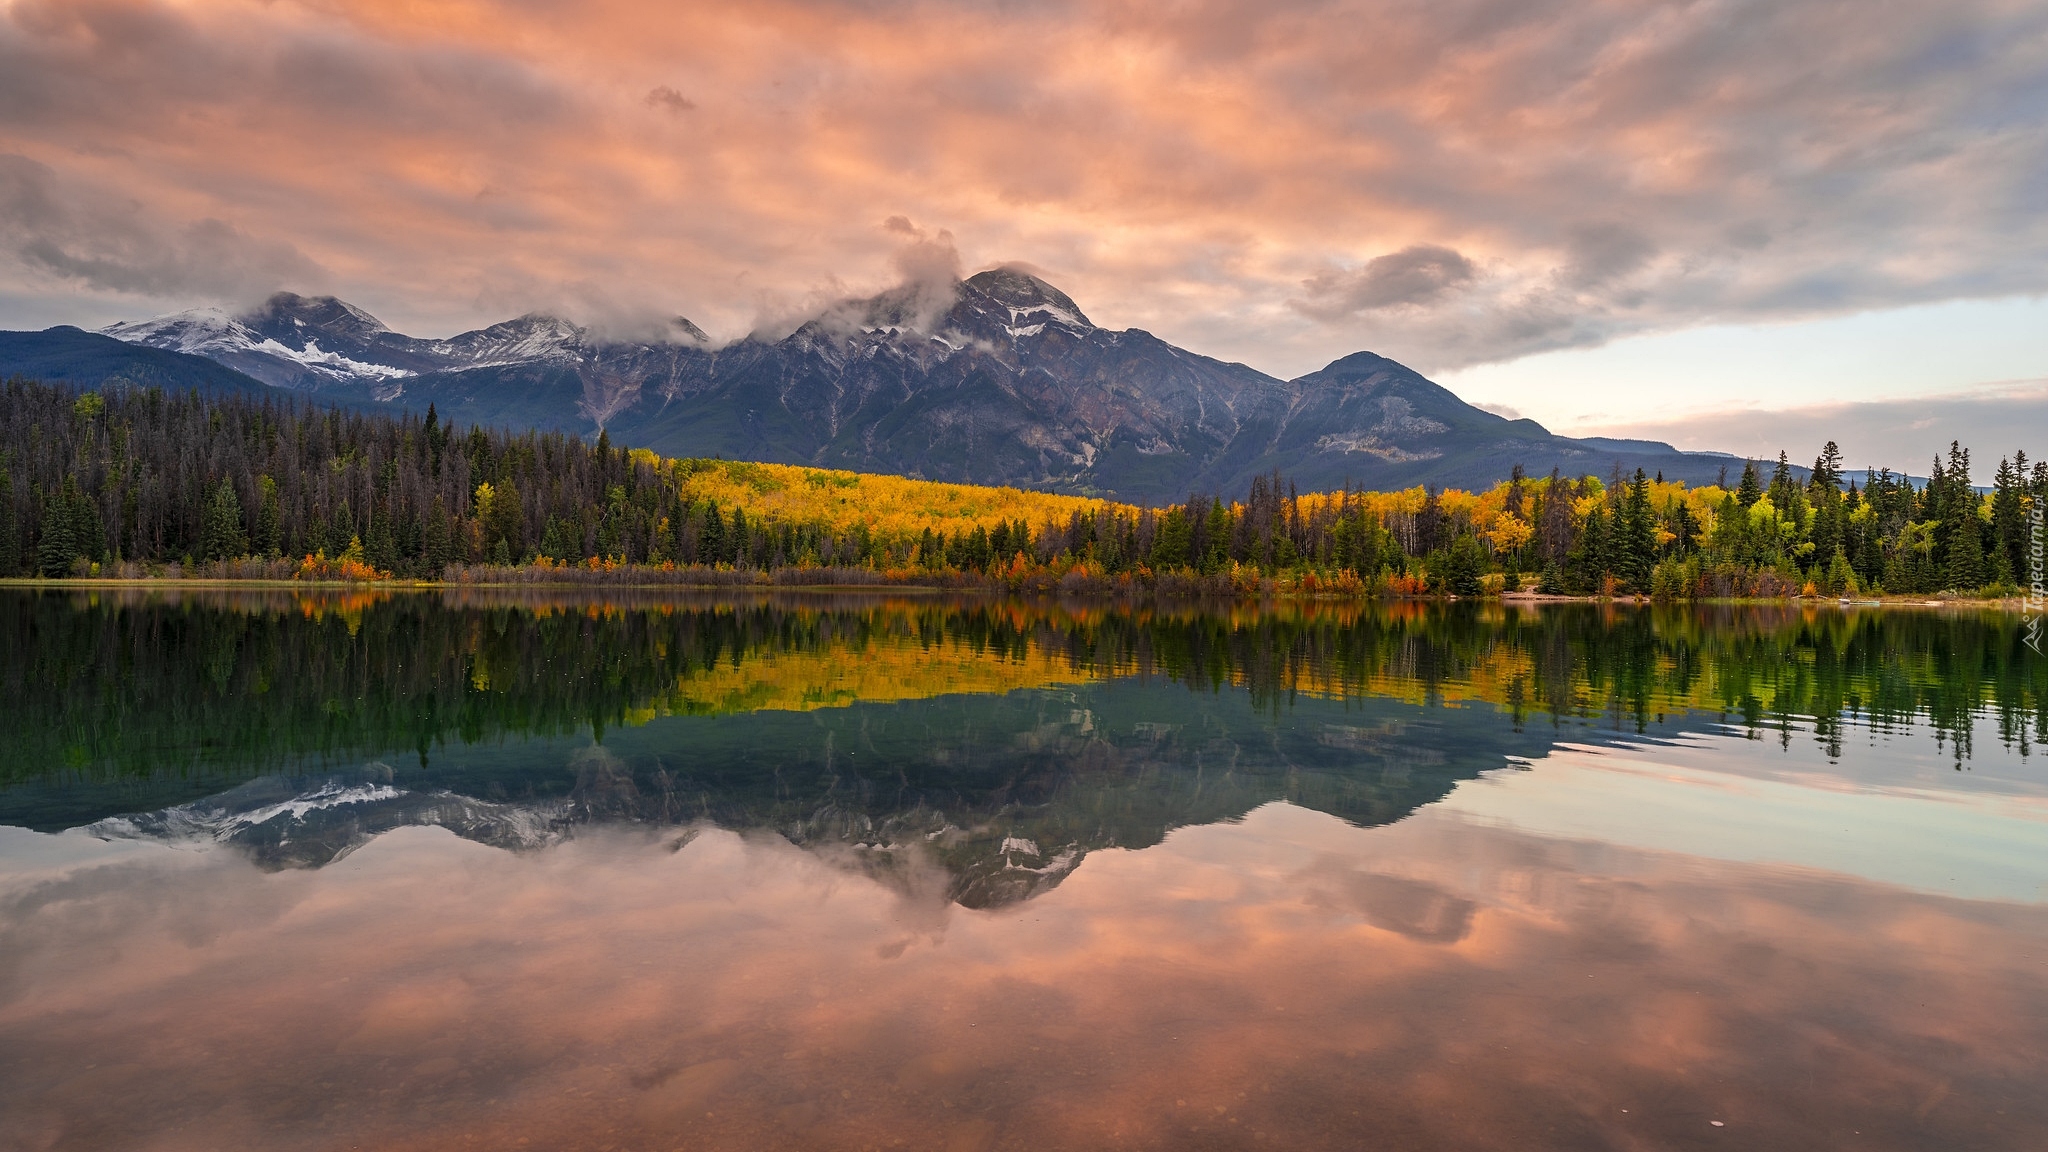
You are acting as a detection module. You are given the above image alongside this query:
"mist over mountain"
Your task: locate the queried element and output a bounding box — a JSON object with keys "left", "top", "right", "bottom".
{"left": 10, "top": 269, "right": 1743, "bottom": 500}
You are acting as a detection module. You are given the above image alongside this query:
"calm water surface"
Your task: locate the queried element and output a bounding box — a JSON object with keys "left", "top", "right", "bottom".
{"left": 1, "top": 590, "right": 2044, "bottom": 1151}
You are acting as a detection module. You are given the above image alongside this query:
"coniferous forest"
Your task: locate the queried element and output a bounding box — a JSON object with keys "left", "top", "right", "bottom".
{"left": 0, "top": 378, "right": 2040, "bottom": 598}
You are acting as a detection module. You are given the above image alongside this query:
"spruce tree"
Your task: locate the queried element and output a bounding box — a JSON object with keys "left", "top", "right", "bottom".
{"left": 253, "top": 475, "right": 283, "bottom": 558}
{"left": 1768, "top": 452, "right": 1798, "bottom": 518}
{"left": 0, "top": 470, "right": 17, "bottom": 577}
{"left": 729, "top": 506, "right": 750, "bottom": 567}
{"left": 1444, "top": 534, "right": 1486, "bottom": 596}
{"left": 1947, "top": 503, "right": 1985, "bottom": 591}
{"left": 36, "top": 484, "right": 76, "bottom": 577}
{"left": 1619, "top": 469, "right": 1657, "bottom": 592}
{"left": 199, "top": 477, "right": 248, "bottom": 563}
{"left": 700, "top": 504, "right": 727, "bottom": 564}
{"left": 423, "top": 496, "right": 455, "bottom": 575}
{"left": 1991, "top": 453, "right": 2027, "bottom": 584}
{"left": 1200, "top": 499, "right": 1231, "bottom": 573}
{"left": 366, "top": 507, "right": 398, "bottom": 572}
{"left": 1811, "top": 441, "right": 1844, "bottom": 491}
{"left": 1735, "top": 461, "right": 1763, "bottom": 508}
{"left": 1567, "top": 505, "right": 1608, "bottom": 594}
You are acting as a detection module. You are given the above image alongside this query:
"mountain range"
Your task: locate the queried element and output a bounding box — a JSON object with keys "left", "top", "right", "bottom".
{"left": 3, "top": 269, "right": 1740, "bottom": 501}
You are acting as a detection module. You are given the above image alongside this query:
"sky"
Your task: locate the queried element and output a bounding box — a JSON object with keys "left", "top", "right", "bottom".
{"left": 2, "top": 0, "right": 2045, "bottom": 470}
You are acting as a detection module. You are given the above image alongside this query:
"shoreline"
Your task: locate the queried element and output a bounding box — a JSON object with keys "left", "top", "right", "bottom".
{"left": 0, "top": 576, "right": 2031, "bottom": 610}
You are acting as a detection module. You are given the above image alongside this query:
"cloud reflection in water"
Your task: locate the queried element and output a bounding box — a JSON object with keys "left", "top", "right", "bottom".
{"left": 3, "top": 794, "right": 2044, "bottom": 1151}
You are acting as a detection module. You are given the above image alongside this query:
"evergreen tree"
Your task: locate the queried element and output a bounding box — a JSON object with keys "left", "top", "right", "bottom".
{"left": 1735, "top": 461, "right": 1763, "bottom": 508}
{"left": 1668, "top": 499, "right": 1699, "bottom": 558}
{"left": 329, "top": 498, "right": 356, "bottom": 557}
{"left": 423, "top": 497, "right": 455, "bottom": 575}
{"left": 366, "top": 506, "right": 398, "bottom": 572}
{"left": 482, "top": 481, "right": 523, "bottom": 557}
{"left": 78, "top": 488, "right": 103, "bottom": 565}
{"left": 1151, "top": 507, "right": 1192, "bottom": 569}
{"left": 1618, "top": 468, "right": 1657, "bottom": 591}
{"left": 1947, "top": 501, "right": 1985, "bottom": 591}
{"left": 539, "top": 516, "right": 576, "bottom": 562}
{"left": 253, "top": 475, "right": 283, "bottom": 558}
{"left": 1566, "top": 505, "right": 1609, "bottom": 594}
{"left": 1441, "top": 534, "right": 1486, "bottom": 596}
{"left": 1811, "top": 441, "right": 1844, "bottom": 491}
{"left": 1991, "top": 452, "right": 2028, "bottom": 585}
{"left": 0, "top": 469, "right": 17, "bottom": 577}
{"left": 37, "top": 482, "right": 76, "bottom": 577}
{"left": 1201, "top": 499, "right": 1233, "bottom": 573}
{"left": 729, "top": 506, "right": 750, "bottom": 567}
{"left": 1767, "top": 451, "right": 1798, "bottom": 519}
{"left": 199, "top": 477, "right": 248, "bottom": 563}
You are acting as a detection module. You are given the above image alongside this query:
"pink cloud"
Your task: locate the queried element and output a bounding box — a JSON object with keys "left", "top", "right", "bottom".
{"left": 1, "top": 0, "right": 2040, "bottom": 375}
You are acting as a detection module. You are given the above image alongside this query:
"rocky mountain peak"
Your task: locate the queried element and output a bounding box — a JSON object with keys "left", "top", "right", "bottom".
{"left": 242, "top": 292, "right": 393, "bottom": 341}
{"left": 964, "top": 266, "right": 1093, "bottom": 329}
{"left": 1313, "top": 350, "right": 1407, "bottom": 382}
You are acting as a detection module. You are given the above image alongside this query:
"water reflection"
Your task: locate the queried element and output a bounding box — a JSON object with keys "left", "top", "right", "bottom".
{"left": 5, "top": 589, "right": 2042, "bottom": 811}
{"left": 4, "top": 803, "right": 2044, "bottom": 1151}
{"left": 3, "top": 590, "right": 2046, "bottom": 1150}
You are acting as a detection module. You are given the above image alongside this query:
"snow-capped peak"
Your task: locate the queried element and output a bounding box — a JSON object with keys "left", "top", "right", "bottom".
{"left": 103, "top": 308, "right": 253, "bottom": 356}
{"left": 105, "top": 310, "right": 415, "bottom": 384}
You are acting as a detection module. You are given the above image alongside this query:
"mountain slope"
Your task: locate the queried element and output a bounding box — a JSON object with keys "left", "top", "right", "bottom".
{"left": 0, "top": 326, "right": 274, "bottom": 398}
{"left": 87, "top": 275, "right": 1743, "bottom": 500}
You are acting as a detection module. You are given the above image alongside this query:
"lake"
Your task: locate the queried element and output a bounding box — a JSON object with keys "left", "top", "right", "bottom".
{"left": 1, "top": 590, "right": 2044, "bottom": 1151}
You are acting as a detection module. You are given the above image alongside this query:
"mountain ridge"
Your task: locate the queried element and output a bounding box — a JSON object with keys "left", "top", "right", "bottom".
{"left": 7, "top": 272, "right": 1748, "bottom": 500}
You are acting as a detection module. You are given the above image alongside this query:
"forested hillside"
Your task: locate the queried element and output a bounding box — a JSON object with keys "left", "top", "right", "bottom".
{"left": 0, "top": 378, "right": 2037, "bottom": 598}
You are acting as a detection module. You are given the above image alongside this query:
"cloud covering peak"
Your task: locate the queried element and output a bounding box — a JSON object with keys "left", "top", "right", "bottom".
{"left": 1, "top": 0, "right": 2042, "bottom": 377}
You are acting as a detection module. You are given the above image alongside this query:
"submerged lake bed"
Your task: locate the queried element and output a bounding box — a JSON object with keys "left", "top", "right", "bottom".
{"left": 1, "top": 591, "right": 2045, "bottom": 1151}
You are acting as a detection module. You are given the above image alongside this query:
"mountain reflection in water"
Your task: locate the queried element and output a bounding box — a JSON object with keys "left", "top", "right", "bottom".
{"left": 1, "top": 590, "right": 2046, "bottom": 1150}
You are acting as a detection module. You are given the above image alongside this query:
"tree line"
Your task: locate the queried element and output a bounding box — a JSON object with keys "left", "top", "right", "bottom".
{"left": 0, "top": 378, "right": 2039, "bottom": 599}
{"left": 8, "top": 593, "right": 2040, "bottom": 815}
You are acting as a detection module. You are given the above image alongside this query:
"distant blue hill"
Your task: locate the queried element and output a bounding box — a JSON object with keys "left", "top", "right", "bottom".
{"left": 0, "top": 326, "right": 272, "bottom": 398}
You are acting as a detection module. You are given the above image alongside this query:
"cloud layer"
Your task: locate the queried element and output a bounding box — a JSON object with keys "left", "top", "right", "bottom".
{"left": 1577, "top": 381, "right": 2048, "bottom": 484}
{"left": 1, "top": 0, "right": 2044, "bottom": 376}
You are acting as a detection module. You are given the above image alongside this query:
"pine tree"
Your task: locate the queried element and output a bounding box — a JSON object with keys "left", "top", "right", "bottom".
{"left": 729, "top": 506, "right": 751, "bottom": 567}
{"left": 1811, "top": 441, "right": 1844, "bottom": 491}
{"left": 36, "top": 482, "right": 76, "bottom": 577}
{"left": 1669, "top": 499, "right": 1699, "bottom": 558}
{"left": 700, "top": 503, "right": 727, "bottom": 565}
{"left": 366, "top": 506, "right": 398, "bottom": 572}
{"left": 329, "top": 498, "right": 355, "bottom": 557}
{"left": 0, "top": 470, "right": 17, "bottom": 577}
{"left": 1991, "top": 452, "right": 2027, "bottom": 586}
{"left": 423, "top": 496, "right": 455, "bottom": 575}
{"left": 1735, "top": 461, "right": 1763, "bottom": 508}
{"left": 1566, "top": 505, "right": 1609, "bottom": 595}
{"left": 253, "top": 475, "right": 283, "bottom": 558}
{"left": 1442, "top": 534, "right": 1486, "bottom": 596}
{"left": 1768, "top": 452, "right": 1797, "bottom": 518}
{"left": 1202, "top": 499, "right": 1233, "bottom": 573}
{"left": 199, "top": 477, "right": 248, "bottom": 563}
{"left": 1947, "top": 501, "right": 1985, "bottom": 591}
{"left": 1151, "top": 507, "right": 1192, "bottom": 569}
{"left": 1618, "top": 469, "right": 1657, "bottom": 592}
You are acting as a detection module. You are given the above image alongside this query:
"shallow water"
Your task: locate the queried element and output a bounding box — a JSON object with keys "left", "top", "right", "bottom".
{"left": 1, "top": 591, "right": 2044, "bottom": 1150}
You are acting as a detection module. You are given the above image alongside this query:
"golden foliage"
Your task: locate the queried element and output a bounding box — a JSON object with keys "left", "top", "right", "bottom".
{"left": 669, "top": 459, "right": 1123, "bottom": 546}
{"left": 646, "top": 636, "right": 1101, "bottom": 717}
